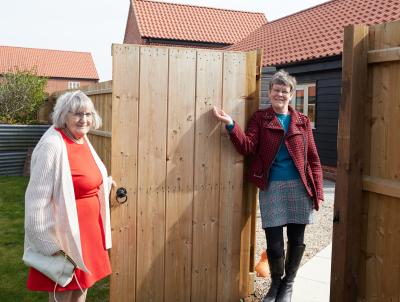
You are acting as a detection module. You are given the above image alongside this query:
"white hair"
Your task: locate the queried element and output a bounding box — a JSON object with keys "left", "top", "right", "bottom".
{"left": 51, "top": 90, "right": 102, "bottom": 129}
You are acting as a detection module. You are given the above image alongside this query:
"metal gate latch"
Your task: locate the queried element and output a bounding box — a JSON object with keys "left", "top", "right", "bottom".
{"left": 116, "top": 187, "right": 128, "bottom": 204}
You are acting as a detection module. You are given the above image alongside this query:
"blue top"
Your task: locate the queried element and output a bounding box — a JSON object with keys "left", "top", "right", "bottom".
{"left": 269, "top": 113, "right": 300, "bottom": 181}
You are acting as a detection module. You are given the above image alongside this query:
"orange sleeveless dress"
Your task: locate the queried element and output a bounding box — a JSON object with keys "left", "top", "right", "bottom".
{"left": 27, "top": 129, "right": 111, "bottom": 291}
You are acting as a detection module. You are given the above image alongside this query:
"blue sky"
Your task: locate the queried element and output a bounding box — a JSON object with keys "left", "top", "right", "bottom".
{"left": 0, "top": 0, "right": 327, "bottom": 81}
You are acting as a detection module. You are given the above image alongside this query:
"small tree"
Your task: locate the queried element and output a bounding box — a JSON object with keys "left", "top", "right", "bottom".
{"left": 0, "top": 67, "right": 48, "bottom": 124}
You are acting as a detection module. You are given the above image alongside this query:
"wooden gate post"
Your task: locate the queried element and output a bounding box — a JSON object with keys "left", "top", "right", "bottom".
{"left": 330, "top": 25, "right": 369, "bottom": 302}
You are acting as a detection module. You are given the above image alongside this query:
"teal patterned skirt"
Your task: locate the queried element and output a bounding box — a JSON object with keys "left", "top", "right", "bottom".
{"left": 259, "top": 179, "right": 314, "bottom": 228}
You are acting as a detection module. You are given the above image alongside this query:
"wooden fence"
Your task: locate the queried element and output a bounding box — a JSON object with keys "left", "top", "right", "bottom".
{"left": 331, "top": 20, "right": 400, "bottom": 301}
{"left": 110, "top": 44, "right": 261, "bottom": 302}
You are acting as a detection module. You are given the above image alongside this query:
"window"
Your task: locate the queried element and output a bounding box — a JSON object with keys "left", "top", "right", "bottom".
{"left": 291, "top": 83, "right": 316, "bottom": 128}
{"left": 68, "top": 81, "right": 80, "bottom": 89}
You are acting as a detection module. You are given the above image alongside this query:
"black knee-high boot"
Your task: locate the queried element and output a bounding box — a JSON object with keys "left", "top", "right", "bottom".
{"left": 276, "top": 244, "right": 305, "bottom": 302}
{"left": 262, "top": 250, "right": 284, "bottom": 302}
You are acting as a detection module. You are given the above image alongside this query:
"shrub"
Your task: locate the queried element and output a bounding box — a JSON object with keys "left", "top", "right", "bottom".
{"left": 0, "top": 67, "right": 47, "bottom": 124}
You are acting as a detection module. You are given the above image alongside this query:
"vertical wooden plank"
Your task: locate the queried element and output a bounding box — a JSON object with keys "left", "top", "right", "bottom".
{"left": 363, "top": 28, "right": 380, "bottom": 298}
{"left": 104, "top": 91, "right": 112, "bottom": 171}
{"left": 250, "top": 49, "right": 263, "bottom": 272}
{"left": 381, "top": 196, "right": 400, "bottom": 299}
{"left": 239, "top": 49, "right": 261, "bottom": 297}
{"left": 217, "top": 51, "right": 246, "bottom": 302}
{"left": 368, "top": 58, "right": 390, "bottom": 302}
{"left": 360, "top": 27, "right": 375, "bottom": 298}
{"left": 164, "top": 48, "right": 196, "bottom": 302}
{"left": 330, "top": 25, "right": 369, "bottom": 302}
{"left": 110, "top": 44, "right": 139, "bottom": 302}
{"left": 191, "top": 50, "right": 223, "bottom": 302}
{"left": 136, "top": 46, "right": 168, "bottom": 302}
{"left": 386, "top": 63, "right": 400, "bottom": 180}
{"left": 383, "top": 59, "right": 400, "bottom": 301}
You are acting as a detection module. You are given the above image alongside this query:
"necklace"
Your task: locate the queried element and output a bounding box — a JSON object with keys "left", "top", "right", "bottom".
{"left": 62, "top": 127, "right": 83, "bottom": 144}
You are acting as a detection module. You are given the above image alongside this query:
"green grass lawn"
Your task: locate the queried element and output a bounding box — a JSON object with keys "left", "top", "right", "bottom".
{"left": 0, "top": 176, "right": 110, "bottom": 302}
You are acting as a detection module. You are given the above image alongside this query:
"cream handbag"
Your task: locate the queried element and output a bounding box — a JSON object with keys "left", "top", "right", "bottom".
{"left": 23, "top": 249, "right": 76, "bottom": 287}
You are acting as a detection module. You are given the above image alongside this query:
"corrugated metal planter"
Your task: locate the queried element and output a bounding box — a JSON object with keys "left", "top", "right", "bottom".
{"left": 0, "top": 124, "right": 49, "bottom": 176}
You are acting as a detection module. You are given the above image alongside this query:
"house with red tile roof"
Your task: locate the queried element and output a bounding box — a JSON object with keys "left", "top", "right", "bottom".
{"left": 230, "top": 0, "right": 400, "bottom": 170}
{"left": 124, "top": 0, "right": 267, "bottom": 48}
{"left": 0, "top": 46, "right": 99, "bottom": 94}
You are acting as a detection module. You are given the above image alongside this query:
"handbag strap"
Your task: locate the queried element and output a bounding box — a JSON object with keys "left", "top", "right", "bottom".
{"left": 52, "top": 254, "right": 84, "bottom": 302}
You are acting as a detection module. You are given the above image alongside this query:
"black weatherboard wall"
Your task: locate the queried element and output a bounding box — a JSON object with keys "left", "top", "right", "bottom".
{"left": 260, "top": 55, "right": 342, "bottom": 167}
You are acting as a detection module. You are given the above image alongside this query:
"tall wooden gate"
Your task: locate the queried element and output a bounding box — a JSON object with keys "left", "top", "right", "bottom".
{"left": 110, "top": 44, "right": 261, "bottom": 302}
{"left": 331, "top": 20, "right": 400, "bottom": 301}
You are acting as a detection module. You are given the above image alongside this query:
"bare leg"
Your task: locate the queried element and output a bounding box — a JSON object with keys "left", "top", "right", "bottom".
{"left": 49, "top": 291, "right": 72, "bottom": 302}
{"left": 49, "top": 289, "right": 87, "bottom": 302}
{"left": 70, "top": 289, "right": 88, "bottom": 302}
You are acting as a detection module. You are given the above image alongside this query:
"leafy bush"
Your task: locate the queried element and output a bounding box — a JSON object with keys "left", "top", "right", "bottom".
{"left": 0, "top": 68, "right": 47, "bottom": 124}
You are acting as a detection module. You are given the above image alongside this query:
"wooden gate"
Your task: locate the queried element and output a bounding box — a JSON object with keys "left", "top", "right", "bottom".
{"left": 331, "top": 20, "right": 400, "bottom": 301}
{"left": 110, "top": 44, "right": 261, "bottom": 302}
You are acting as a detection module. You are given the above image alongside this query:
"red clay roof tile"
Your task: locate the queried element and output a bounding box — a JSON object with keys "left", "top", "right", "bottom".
{"left": 132, "top": 0, "right": 267, "bottom": 44}
{"left": 230, "top": 0, "right": 400, "bottom": 66}
{"left": 0, "top": 46, "right": 99, "bottom": 79}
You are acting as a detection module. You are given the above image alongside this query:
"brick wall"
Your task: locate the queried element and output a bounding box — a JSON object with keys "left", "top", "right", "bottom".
{"left": 46, "top": 79, "right": 97, "bottom": 95}
{"left": 124, "top": 2, "right": 145, "bottom": 45}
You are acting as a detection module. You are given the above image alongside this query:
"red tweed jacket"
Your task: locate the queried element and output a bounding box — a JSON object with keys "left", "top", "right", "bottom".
{"left": 229, "top": 106, "right": 324, "bottom": 210}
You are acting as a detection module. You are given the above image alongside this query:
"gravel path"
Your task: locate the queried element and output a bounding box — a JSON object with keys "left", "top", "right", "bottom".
{"left": 251, "top": 179, "right": 335, "bottom": 301}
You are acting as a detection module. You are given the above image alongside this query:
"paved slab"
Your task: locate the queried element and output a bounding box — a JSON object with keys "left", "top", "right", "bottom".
{"left": 292, "top": 243, "right": 332, "bottom": 302}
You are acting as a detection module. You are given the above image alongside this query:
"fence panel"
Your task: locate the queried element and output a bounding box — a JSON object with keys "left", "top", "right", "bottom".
{"left": 363, "top": 20, "right": 400, "bottom": 301}
{"left": 331, "top": 20, "right": 400, "bottom": 302}
{"left": 110, "top": 44, "right": 260, "bottom": 302}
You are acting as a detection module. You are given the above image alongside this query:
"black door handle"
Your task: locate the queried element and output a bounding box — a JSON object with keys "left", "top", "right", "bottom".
{"left": 116, "top": 187, "right": 128, "bottom": 204}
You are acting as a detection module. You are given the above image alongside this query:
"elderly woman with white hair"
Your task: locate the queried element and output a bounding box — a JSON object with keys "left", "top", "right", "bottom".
{"left": 23, "top": 90, "right": 114, "bottom": 302}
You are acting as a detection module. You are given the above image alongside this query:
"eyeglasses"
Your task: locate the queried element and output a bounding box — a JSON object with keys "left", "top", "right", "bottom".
{"left": 271, "top": 88, "right": 291, "bottom": 96}
{"left": 69, "top": 111, "right": 93, "bottom": 119}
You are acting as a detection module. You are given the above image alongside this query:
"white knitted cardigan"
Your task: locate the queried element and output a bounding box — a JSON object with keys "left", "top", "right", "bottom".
{"left": 23, "top": 126, "right": 112, "bottom": 272}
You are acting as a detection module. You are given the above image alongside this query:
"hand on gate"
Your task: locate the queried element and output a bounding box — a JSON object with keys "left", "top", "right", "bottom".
{"left": 213, "top": 106, "right": 233, "bottom": 125}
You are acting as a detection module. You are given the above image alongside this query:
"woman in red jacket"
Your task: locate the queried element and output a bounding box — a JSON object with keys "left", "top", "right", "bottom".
{"left": 213, "top": 70, "right": 323, "bottom": 302}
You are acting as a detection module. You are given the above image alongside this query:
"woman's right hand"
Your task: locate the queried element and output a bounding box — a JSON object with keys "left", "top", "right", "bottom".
{"left": 213, "top": 106, "right": 233, "bottom": 125}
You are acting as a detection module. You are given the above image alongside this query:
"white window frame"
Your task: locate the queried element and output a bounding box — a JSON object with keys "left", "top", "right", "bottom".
{"left": 68, "top": 81, "right": 80, "bottom": 89}
{"left": 291, "top": 83, "right": 316, "bottom": 128}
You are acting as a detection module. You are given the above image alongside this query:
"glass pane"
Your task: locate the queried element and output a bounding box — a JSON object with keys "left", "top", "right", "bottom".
{"left": 308, "top": 86, "right": 316, "bottom": 126}
{"left": 295, "top": 90, "right": 304, "bottom": 112}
